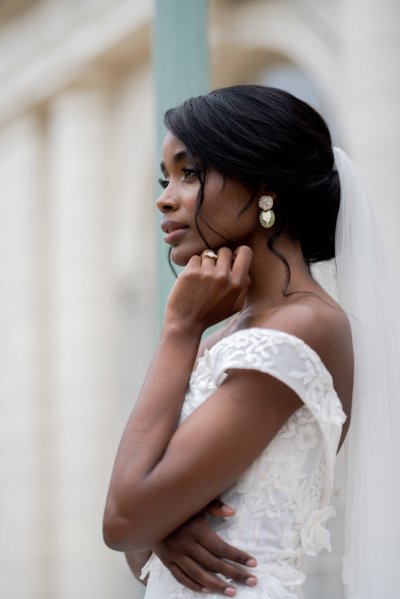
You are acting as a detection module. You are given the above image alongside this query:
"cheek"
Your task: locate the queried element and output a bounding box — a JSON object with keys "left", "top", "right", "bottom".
{"left": 203, "top": 188, "right": 257, "bottom": 230}
{"left": 182, "top": 188, "right": 201, "bottom": 215}
{"left": 198, "top": 178, "right": 258, "bottom": 241}
{"left": 204, "top": 178, "right": 255, "bottom": 216}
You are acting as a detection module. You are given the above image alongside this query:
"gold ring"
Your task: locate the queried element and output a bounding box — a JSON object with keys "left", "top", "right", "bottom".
{"left": 201, "top": 249, "right": 218, "bottom": 261}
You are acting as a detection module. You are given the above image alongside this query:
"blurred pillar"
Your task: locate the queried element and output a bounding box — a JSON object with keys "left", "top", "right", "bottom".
{"left": 47, "top": 86, "right": 124, "bottom": 598}
{"left": 341, "top": 0, "right": 400, "bottom": 254}
{"left": 154, "top": 0, "right": 210, "bottom": 327}
{"left": 0, "top": 115, "right": 47, "bottom": 598}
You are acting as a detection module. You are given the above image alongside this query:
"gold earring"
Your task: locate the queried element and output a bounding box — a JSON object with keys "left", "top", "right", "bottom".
{"left": 258, "top": 195, "right": 275, "bottom": 228}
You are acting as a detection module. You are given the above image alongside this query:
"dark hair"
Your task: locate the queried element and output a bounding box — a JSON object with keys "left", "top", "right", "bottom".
{"left": 164, "top": 85, "right": 340, "bottom": 285}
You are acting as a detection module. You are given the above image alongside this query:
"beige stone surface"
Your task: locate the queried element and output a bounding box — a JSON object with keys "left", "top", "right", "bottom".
{"left": 0, "top": 1, "right": 399, "bottom": 597}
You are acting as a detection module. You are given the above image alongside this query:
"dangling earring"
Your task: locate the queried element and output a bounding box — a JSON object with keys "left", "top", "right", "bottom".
{"left": 258, "top": 195, "right": 275, "bottom": 228}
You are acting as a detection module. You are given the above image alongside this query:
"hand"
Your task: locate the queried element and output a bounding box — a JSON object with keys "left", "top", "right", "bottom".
{"left": 152, "top": 501, "right": 257, "bottom": 596}
{"left": 164, "top": 246, "right": 252, "bottom": 334}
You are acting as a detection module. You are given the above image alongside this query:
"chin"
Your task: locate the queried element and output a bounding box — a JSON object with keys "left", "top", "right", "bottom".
{"left": 170, "top": 249, "right": 192, "bottom": 267}
{"left": 170, "top": 244, "right": 204, "bottom": 266}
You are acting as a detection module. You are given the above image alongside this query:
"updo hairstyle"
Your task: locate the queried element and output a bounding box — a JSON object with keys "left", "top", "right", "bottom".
{"left": 164, "top": 85, "right": 340, "bottom": 278}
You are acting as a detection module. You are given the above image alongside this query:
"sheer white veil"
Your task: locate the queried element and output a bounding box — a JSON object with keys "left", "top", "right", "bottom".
{"left": 329, "top": 148, "right": 400, "bottom": 597}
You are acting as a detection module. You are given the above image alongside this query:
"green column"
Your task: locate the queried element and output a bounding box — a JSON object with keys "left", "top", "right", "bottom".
{"left": 153, "top": 0, "right": 210, "bottom": 329}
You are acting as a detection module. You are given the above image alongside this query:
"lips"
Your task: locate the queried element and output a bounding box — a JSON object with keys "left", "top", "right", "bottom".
{"left": 161, "top": 219, "right": 190, "bottom": 245}
{"left": 161, "top": 219, "right": 189, "bottom": 234}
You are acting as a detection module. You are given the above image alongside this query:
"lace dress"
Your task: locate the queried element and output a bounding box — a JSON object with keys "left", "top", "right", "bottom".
{"left": 141, "top": 328, "right": 346, "bottom": 599}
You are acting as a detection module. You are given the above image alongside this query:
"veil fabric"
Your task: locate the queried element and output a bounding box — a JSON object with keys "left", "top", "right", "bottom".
{"left": 331, "top": 148, "right": 400, "bottom": 597}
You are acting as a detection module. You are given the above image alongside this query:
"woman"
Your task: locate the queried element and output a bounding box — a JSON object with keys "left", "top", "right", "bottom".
{"left": 103, "top": 86, "right": 400, "bottom": 598}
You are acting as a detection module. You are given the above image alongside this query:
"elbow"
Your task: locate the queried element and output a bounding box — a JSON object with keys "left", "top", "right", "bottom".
{"left": 103, "top": 501, "right": 156, "bottom": 552}
{"left": 102, "top": 508, "right": 130, "bottom": 551}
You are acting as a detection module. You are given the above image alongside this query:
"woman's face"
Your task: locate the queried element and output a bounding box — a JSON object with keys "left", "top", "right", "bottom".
{"left": 157, "top": 132, "right": 260, "bottom": 266}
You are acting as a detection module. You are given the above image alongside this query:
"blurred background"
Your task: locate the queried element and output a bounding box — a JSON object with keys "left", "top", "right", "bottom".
{"left": 0, "top": 1, "right": 399, "bottom": 598}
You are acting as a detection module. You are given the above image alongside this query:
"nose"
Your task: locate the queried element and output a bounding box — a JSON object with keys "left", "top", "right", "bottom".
{"left": 156, "top": 188, "right": 179, "bottom": 214}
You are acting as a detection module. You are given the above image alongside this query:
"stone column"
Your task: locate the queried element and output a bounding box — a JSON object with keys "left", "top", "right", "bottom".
{"left": 154, "top": 0, "right": 210, "bottom": 326}
{"left": 47, "top": 85, "right": 132, "bottom": 598}
{"left": 0, "top": 114, "right": 47, "bottom": 599}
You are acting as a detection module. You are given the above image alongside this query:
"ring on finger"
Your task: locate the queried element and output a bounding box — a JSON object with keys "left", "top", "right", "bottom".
{"left": 201, "top": 249, "right": 218, "bottom": 262}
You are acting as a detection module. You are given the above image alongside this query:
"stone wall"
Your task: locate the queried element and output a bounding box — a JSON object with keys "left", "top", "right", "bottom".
{"left": 0, "top": 1, "right": 399, "bottom": 597}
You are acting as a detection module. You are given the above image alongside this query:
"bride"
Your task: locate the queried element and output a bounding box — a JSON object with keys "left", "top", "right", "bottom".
{"left": 103, "top": 85, "right": 400, "bottom": 598}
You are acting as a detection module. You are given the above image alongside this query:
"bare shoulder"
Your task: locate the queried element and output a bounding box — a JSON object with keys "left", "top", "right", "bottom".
{"left": 263, "top": 296, "right": 352, "bottom": 361}
{"left": 258, "top": 295, "right": 354, "bottom": 425}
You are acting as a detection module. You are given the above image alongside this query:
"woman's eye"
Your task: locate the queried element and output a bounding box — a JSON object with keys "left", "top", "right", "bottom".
{"left": 158, "top": 178, "right": 169, "bottom": 189}
{"left": 181, "top": 168, "right": 197, "bottom": 181}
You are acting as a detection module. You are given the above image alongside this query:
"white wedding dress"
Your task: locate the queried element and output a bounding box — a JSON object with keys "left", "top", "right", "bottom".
{"left": 142, "top": 327, "right": 346, "bottom": 599}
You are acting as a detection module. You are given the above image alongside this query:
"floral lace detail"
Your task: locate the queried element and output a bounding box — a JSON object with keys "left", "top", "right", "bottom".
{"left": 144, "top": 328, "right": 346, "bottom": 599}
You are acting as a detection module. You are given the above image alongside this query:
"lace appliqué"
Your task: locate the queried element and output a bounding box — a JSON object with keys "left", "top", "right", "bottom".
{"left": 144, "top": 328, "right": 346, "bottom": 599}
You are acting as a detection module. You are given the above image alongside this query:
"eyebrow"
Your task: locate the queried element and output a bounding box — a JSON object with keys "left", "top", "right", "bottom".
{"left": 160, "top": 150, "right": 188, "bottom": 175}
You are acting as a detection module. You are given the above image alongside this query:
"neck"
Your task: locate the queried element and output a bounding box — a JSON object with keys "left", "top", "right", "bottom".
{"left": 243, "top": 234, "right": 316, "bottom": 313}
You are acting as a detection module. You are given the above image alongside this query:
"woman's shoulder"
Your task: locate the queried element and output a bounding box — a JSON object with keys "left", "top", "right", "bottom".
{"left": 246, "top": 296, "right": 353, "bottom": 426}
{"left": 202, "top": 295, "right": 352, "bottom": 366}
{"left": 257, "top": 295, "right": 352, "bottom": 362}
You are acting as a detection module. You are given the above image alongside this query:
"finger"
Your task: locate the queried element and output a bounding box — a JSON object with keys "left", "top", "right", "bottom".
{"left": 188, "top": 544, "right": 258, "bottom": 588}
{"left": 178, "top": 555, "right": 238, "bottom": 596}
{"left": 200, "top": 249, "right": 218, "bottom": 270}
{"left": 231, "top": 246, "right": 253, "bottom": 279}
{"left": 202, "top": 534, "right": 257, "bottom": 568}
{"left": 214, "top": 247, "right": 233, "bottom": 275}
{"left": 168, "top": 563, "right": 204, "bottom": 593}
{"left": 190, "top": 519, "right": 257, "bottom": 567}
{"left": 186, "top": 255, "right": 201, "bottom": 269}
{"left": 206, "top": 500, "right": 236, "bottom": 518}
{"left": 178, "top": 255, "right": 201, "bottom": 281}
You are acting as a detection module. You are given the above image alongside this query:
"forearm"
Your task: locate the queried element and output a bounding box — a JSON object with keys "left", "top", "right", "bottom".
{"left": 125, "top": 549, "right": 152, "bottom": 585}
{"left": 104, "top": 323, "right": 202, "bottom": 548}
{"left": 114, "top": 323, "right": 201, "bottom": 474}
{"left": 103, "top": 247, "right": 252, "bottom": 552}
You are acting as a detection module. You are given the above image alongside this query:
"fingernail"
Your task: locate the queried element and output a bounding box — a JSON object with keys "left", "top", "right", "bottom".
{"left": 245, "top": 576, "right": 257, "bottom": 586}
{"left": 224, "top": 588, "right": 236, "bottom": 597}
{"left": 221, "top": 505, "right": 236, "bottom": 516}
{"left": 246, "top": 558, "right": 257, "bottom": 567}
{"left": 201, "top": 589, "right": 210, "bottom": 593}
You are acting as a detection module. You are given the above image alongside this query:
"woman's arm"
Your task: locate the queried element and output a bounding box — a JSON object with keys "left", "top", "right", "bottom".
{"left": 124, "top": 501, "right": 258, "bottom": 595}
{"left": 124, "top": 503, "right": 258, "bottom": 595}
{"left": 125, "top": 549, "right": 152, "bottom": 585}
{"left": 122, "top": 314, "right": 257, "bottom": 595}
{"left": 103, "top": 247, "right": 302, "bottom": 551}
{"left": 152, "top": 505, "right": 258, "bottom": 594}
{"left": 104, "top": 367, "right": 302, "bottom": 551}
{"left": 103, "top": 247, "right": 251, "bottom": 549}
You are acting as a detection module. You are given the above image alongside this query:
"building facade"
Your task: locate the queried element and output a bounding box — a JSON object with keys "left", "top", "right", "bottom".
{"left": 0, "top": 1, "right": 399, "bottom": 598}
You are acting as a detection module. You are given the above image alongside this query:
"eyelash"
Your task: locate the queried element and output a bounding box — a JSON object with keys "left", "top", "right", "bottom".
{"left": 158, "top": 168, "right": 198, "bottom": 190}
{"left": 181, "top": 168, "right": 197, "bottom": 180}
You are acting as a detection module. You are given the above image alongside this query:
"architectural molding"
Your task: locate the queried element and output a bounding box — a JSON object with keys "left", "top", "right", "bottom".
{"left": 210, "top": 0, "right": 343, "bottom": 123}
{"left": 0, "top": 0, "right": 152, "bottom": 126}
